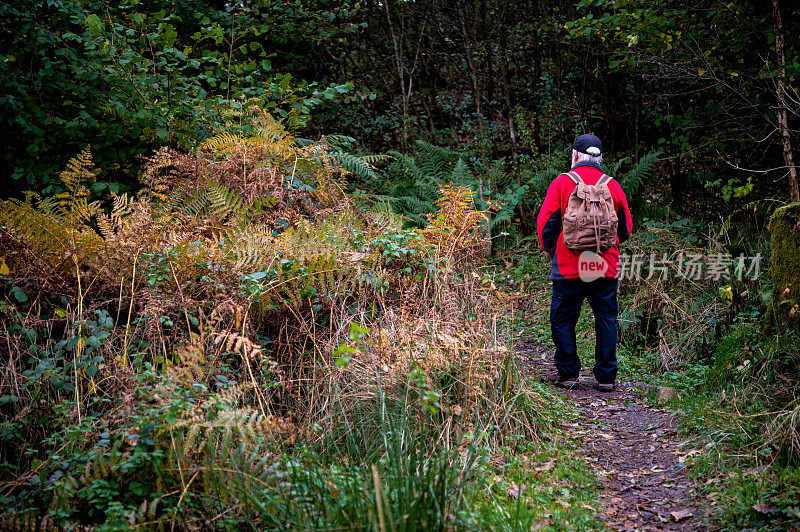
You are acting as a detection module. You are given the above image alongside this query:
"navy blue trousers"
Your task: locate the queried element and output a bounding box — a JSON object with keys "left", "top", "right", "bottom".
{"left": 550, "top": 278, "right": 618, "bottom": 384}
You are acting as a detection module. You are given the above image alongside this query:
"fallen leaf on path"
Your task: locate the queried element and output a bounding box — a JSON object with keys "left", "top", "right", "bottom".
{"left": 530, "top": 519, "right": 551, "bottom": 530}
{"left": 535, "top": 459, "right": 555, "bottom": 472}
{"left": 507, "top": 483, "right": 525, "bottom": 499}
{"left": 557, "top": 500, "right": 570, "bottom": 509}
{"left": 753, "top": 502, "right": 777, "bottom": 514}
{"left": 680, "top": 449, "right": 703, "bottom": 456}
{"left": 671, "top": 509, "right": 693, "bottom": 521}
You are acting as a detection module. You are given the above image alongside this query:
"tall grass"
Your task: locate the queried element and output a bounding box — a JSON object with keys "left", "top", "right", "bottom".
{"left": 0, "top": 133, "right": 566, "bottom": 528}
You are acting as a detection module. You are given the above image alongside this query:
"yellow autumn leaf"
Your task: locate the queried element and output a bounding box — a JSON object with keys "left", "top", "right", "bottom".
{"left": 698, "top": 69, "right": 706, "bottom": 76}
{"left": 719, "top": 285, "right": 733, "bottom": 302}
{"left": 0, "top": 257, "right": 9, "bottom": 276}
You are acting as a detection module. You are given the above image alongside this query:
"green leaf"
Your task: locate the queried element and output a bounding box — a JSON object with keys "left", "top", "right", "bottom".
{"left": 10, "top": 286, "right": 28, "bottom": 303}
{"left": 86, "top": 14, "right": 104, "bottom": 37}
{"left": 162, "top": 24, "right": 177, "bottom": 48}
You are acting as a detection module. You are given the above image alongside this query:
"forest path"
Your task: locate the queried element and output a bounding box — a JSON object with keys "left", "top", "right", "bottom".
{"left": 517, "top": 342, "right": 712, "bottom": 531}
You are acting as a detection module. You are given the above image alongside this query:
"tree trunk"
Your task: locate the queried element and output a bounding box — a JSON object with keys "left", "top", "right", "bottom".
{"left": 385, "top": 1, "right": 409, "bottom": 150}
{"left": 772, "top": 0, "right": 800, "bottom": 202}
{"left": 532, "top": 0, "right": 542, "bottom": 149}
{"left": 768, "top": 203, "right": 800, "bottom": 332}
{"left": 458, "top": 4, "right": 482, "bottom": 117}
{"left": 482, "top": 0, "right": 495, "bottom": 104}
{"left": 499, "top": 28, "right": 519, "bottom": 184}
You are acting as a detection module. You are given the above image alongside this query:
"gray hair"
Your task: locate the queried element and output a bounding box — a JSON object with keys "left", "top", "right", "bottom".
{"left": 572, "top": 149, "right": 603, "bottom": 165}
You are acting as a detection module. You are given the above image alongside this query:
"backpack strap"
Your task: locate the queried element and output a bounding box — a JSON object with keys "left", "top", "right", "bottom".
{"left": 566, "top": 171, "right": 584, "bottom": 185}
{"left": 597, "top": 174, "right": 612, "bottom": 186}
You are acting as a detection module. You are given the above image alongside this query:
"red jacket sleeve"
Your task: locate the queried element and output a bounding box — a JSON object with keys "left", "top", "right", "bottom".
{"left": 609, "top": 179, "right": 633, "bottom": 244}
{"left": 537, "top": 176, "right": 565, "bottom": 256}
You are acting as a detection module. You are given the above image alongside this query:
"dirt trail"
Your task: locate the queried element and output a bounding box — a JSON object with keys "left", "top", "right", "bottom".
{"left": 517, "top": 342, "right": 712, "bottom": 531}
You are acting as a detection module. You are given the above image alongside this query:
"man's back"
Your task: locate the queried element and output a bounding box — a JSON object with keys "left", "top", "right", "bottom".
{"left": 536, "top": 163, "right": 632, "bottom": 280}
{"left": 535, "top": 134, "right": 633, "bottom": 392}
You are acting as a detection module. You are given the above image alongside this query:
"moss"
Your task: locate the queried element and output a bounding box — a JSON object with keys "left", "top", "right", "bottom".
{"left": 767, "top": 203, "right": 800, "bottom": 333}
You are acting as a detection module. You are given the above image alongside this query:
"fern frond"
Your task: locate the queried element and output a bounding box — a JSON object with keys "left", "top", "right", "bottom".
{"left": 248, "top": 113, "right": 295, "bottom": 159}
{"left": 140, "top": 147, "right": 178, "bottom": 201}
{"left": 449, "top": 158, "right": 473, "bottom": 186}
{"left": 170, "top": 331, "right": 206, "bottom": 384}
{"left": 58, "top": 147, "right": 96, "bottom": 195}
{"left": 218, "top": 224, "right": 275, "bottom": 269}
{"left": 420, "top": 184, "right": 488, "bottom": 260}
{"left": 393, "top": 195, "right": 435, "bottom": 216}
{"left": 609, "top": 158, "right": 625, "bottom": 177}
{"left": 210, "top": 330, "right": 263, "bottom": 360}
{"left": 620, "top": 151, "right": 660, "bottom": 199}
{"left": 200, "top": 132, "right": 245, "bottom": 154}
{"left": 96, "top": 192, "right": 133, "bottom": 241}
{"left": 322, "top": 134, "right": 357, "bottom": 149}
{"left": 283, "top": 108, "right": 310, "bottom": 134}
{"left": 327, "top": 152, "right": 377, "bottom": 180}
{"left": 176, "top": 409, "right": 297, "bottom": 453}
{"left": 0, "top": 197, "right": 103, "bottom": 272}
{"left": 362, "top": 154, "right": 391, "bottom": 166}
{"left": 207, "top": 182, "right": 245, "bottom": 220}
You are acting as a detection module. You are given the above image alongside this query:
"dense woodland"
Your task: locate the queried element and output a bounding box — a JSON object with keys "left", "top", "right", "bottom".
{"left": 1, "top": 0, "right": 799, "bottom": 529}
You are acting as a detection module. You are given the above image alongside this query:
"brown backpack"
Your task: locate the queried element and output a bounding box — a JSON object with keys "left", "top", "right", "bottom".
{"left": 562, "top": 171, "right": 618, "bottom": 254}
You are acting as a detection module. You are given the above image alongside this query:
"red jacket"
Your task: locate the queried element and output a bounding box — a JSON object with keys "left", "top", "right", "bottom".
{"left": 536, "top": 162, "right": 633, "bottom": 280}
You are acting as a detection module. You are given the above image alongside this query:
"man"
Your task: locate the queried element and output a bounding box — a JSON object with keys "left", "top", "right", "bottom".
{"left": 536, "top": 134, "right": 633, "bottom": 391}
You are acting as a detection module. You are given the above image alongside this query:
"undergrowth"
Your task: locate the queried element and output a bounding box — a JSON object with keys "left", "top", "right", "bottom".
{"left": 0, "top": 104, "right": 585, "bottom": 529}
{"left": 608, "top": 213, "right": 800, "bottom": 530}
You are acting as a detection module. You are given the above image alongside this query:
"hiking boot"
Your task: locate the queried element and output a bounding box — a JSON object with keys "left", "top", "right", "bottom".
{"left": 595, "top": 382, "right": 616, "bottom": 393}
{"left": 544, "top": 373, "right": 580, "bottom": 389}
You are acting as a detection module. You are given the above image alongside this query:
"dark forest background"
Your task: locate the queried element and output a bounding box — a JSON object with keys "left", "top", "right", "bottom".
{"left": 3, "top": 0, "right": 799, "bottom": 210}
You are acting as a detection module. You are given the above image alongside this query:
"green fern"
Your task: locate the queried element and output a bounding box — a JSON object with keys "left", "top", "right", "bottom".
{"left": 618, "top": 151, "right": 660, "bottom": 199}
{"left": 220, "top": 224, "right": 275, "bottom": 269}
{"left": 327, "top": 151, "right": 378, "bottom": 181}
{"left": 384, "top": 141, "right": 485, "bottom": 226}
{"left": 322, "top": 134, "right": 357, "bottom": 149}
{"left": 207, "top": 182, "right": 245, "bottom": 219}
{"left": 169, "top": 181, "right": 248, "bottom": 223}
{"left": 614, "top": 151, "right": 660, "bottom": 225}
